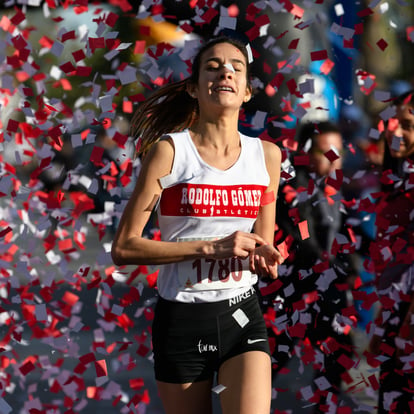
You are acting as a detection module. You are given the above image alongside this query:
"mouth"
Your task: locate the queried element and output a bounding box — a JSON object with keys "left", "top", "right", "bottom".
{"left": 214, "top": 85, "right": 234, "bottom": 93}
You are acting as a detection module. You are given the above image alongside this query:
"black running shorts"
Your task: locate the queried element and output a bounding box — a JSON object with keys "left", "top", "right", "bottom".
{"left": 152, "top": 287, "right": 270, "bottom": 383}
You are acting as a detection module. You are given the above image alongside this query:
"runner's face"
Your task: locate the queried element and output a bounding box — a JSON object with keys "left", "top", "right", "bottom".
{"left": 190, "top": 42, "right": 251, "bottom": 112}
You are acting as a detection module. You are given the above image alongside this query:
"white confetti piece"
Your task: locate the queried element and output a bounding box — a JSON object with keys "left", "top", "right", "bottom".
{"left": 334, "top": 4, "right": 344, "bottom": 16}
{"left": 314, "top": 376, "right": 332, "bottom": 391}
{"left": 0, "top": 397, "right": 12, "bottom": 414}
{"left": 232, "top": 308, "right": 249, "bottom": 328}
{"left": 212, "top": 384, "right": 227, "bottom": 394}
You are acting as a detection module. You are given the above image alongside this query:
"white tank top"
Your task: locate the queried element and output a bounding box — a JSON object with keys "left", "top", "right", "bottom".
{"left": 157, "top": 129, "right": 270, "bottom": 302}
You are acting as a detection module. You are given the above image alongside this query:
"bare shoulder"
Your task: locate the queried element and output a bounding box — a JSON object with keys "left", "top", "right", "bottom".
{"left": 141, "top": 135, "right": 175, "bottom": 178}
{"left": 261, "top": 139, "right": 281, "bottom": 166}
{"left": 146, "top": 135, "right": 175, "bottom": 162}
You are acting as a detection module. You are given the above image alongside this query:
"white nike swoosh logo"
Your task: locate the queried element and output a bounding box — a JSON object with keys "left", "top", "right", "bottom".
{"left": 247, "top": 338, "right": 267, "bottom": 344}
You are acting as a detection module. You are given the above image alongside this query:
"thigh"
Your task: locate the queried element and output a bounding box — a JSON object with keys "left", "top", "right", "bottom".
{"left": 157, "top": 379, "right": 213, "bottom": 414}
{"left": 218, "top": 351, "right": 271, "bottom": 414}
{"left": 152, "top": 298, "right": 219, "bottom": 383}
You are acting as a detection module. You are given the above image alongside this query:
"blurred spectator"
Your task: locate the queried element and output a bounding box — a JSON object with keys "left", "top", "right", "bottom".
{"left": 367, "top": 89, "right": 414, "bottom": 414}
{"left": 261, "top": 121, "right": 357, "bottom": 413}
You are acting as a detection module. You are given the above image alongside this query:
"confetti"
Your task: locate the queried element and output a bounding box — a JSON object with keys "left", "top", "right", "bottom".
{"left": 334, "top": 4, "right": 345, "bottom": 17}
{"left": 212, "top": 384, "right": 227, "bottom": 394}
{"left": 95, "top": 359, "right": 108, "bottom": 377}
{"left": 376, "top": 38, "right": 388, "bottom": 51}
{"left": 310, "top": 50, "right": 328, "bottom": 61}
{"left": 0, "top": 1, "right": 409, "bottom": 412}
{"left": 232, "top": 308, "right": 249, "bottom": 328}
{"left": 298, "top": 220, "right": 310, "bottom": 240}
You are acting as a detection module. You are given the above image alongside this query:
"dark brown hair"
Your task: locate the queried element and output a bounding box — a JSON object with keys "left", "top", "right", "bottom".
{"left": 131, "top": 36, "right": 252, "bottom": 156}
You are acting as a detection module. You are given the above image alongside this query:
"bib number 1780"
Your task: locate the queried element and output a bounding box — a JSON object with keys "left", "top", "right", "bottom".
{"left": 192, "top": 257, "right": 244, "bottom": 284}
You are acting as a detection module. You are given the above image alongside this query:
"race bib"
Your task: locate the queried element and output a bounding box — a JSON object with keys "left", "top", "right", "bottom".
{"left": 177, "top": 236, "right": 253, "bottom": 290}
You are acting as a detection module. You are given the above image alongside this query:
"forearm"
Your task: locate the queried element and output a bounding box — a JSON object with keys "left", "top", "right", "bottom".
{"left": 111, "top": 237, "right": 213, "bottom": 266}
{"left": 254, "top": 206, "right": 276, "bottom": 245}
{"left": 112, "top": 230, "right": 266, "bottom": 267}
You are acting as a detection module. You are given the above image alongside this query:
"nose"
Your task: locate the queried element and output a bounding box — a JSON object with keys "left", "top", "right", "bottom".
{"left": 220, "top": 63, "right": 235, "bottom": 78}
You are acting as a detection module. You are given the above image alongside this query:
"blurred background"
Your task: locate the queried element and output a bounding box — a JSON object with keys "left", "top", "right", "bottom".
{"left": 0, "top": 1, "right": 413, "bottom": 413}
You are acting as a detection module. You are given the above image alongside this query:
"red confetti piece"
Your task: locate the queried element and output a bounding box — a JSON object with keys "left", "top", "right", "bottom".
{"left": 129, "top": 378, "right": 145, "bottom": 390}
{"left": 270, "top": 73, "right": 285, "bottom": 89}
{"left": 112, "top": 131, "right": 128, "bottom": 148}
{"left": 95, "top": 360, "right": 108, "bottom": 377}
{"left": 109, "top": 0, "right": 133, "bottom": 12}
{"left": 310, "top": 50, "right": 328, "bottom": 61}
{"left": 72, "top": 48, "right": 86, "bottom": 61}
{"left": 79, "top": 353, "right": 96, "bottom": 365}
{"left": 90, "top": 146, "right": 105, "bottom": 166}
{"left": 134, "top": 40, "right": 146, "bottom": 54}
{"left": 286, "top": 78, "right": 300, "bottom": 96}
{"left": 86, "top": 386, "right": 100, "bottom": 399}
{"left": 0, "top": 15, "right": 12, "bottom": 32}
{"left": 62, "top": 291, "right": 79, "bottom": 306}
{"left": 326, "top": 169, "right": 343, "bottom": 191}
{"left": 19, "top": 360, "right": 36, "bottom": 376}
{"left": 201, "top": 8, "right": 219, "bottom": 24}
{"left": 368, "top": 374, "right": 379, "bottom": 391}
{"left": 10, "top": 7, "right": 26, "bottom": 25}
{"left": 0, "top": 226, "right": 13, "bottom": 238}
{"left": 60, "top": 61, "right": 76, "bottom": 74}
{"left": 6, "top": 119, "right": 19, "bottom": 132}
{"left": 58, "top": 238, "right": 73, "bottom": 253}
{"left": 357, "top": 8, "right": 374, "bottom": 18}
{"left": 61, "top": 30, "right": 76, "bottom": 42}
{"left": 76, "top": 66, "right": 92, "bottom": 77}
{"left": 337, "top": 407, "right": 352, "bottom": 414}
{"left": 136, "top": 344, "right": 150, "bottom": 357}
{"left": 343, "top": 38, "right": 354, "bottom": 49}
{"left": 364, "top": 351, "right": 381, "bottom": 368}
{"left": 288, "top": 38, "right": 299, "bottom": 49}
{"left": 281, "top": 0, "right": 304, "bottom": 18}
{"left": 407, "top": 27, "right": 414, "bottom": 42}
{"left": 361, "top": 292, "right": 379, "bottom": 311}
{"left": 105, "top": 11, "right": 119, "bottom": 27}
{"left": 337, "top": 354, "right": 355, "bottom": 370}
{"left": 288, "top": 323, "right": 307, "bottom": 338}
{"left": 228, "top": 4, "right": 239, "bottom": 17}
{"left": 320, "top": 58, "right": 334, "bottom": 75}
{"left": 379, "top": 342, "right": 395, "bottom": 356}
{"left": 324, "top": 149, "right": 340, "bottom": 162}
{"left": 260, "top": 279, "right": 283, "bottom": 297}
{"left": 376, "top": 38, "right": 388, "bottom": 51}
{"left": 146, "top": 270, "right": 159, "bottom": 288}
{"left": 276, "top": 240, "right": 289, "bottom": 260}
{"left": 89, "top": 37, "right": 105, "bottom": 52}
{"left": 298, "top": 220, "right": 310, "bottom": 240}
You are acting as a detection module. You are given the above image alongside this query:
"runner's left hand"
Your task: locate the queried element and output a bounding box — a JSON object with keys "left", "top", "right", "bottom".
{"left": 249, "top": 244, "right": 284, "bottom": 279}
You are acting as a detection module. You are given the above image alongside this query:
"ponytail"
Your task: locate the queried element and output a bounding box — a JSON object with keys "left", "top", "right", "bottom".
{"left": 131, "top": 79, "right": 198, "bottom": 156}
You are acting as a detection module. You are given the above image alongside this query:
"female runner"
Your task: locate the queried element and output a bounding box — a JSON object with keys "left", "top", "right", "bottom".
{"left": 112, "top": 36, "right": 283, "bottom": 414}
